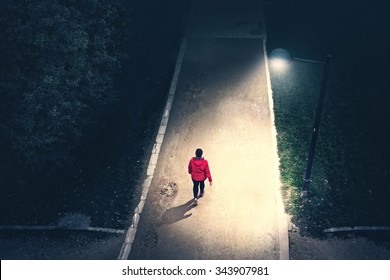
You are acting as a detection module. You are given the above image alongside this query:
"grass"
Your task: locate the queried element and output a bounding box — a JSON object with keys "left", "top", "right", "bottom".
{"left": 265, "top": 0, "right": 390, "bottom": 236}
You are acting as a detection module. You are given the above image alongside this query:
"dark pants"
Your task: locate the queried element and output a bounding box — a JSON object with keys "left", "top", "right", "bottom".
{"left": 192, "top": 179, "right": 205, "bottom": 199}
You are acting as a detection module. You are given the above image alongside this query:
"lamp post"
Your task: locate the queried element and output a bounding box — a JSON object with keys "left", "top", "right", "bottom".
{"left": 269, "top": 48, "right": 331, "bottom": 197}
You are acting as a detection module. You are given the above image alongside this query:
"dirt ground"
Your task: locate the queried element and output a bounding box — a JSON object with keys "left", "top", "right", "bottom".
{"left": 289, "top": 228, "right": 390, "bottom": 260}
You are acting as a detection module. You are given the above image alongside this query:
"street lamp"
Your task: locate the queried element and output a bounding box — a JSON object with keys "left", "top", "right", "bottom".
{"left": 269, "top": 48, "right": 332, "bottom": 197}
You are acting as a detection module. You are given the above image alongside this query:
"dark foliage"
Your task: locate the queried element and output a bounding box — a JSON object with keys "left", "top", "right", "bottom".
{"left": 0, "top": 0, "right": 132, "bottom": 174}
{"left": 0, "top": 0, "right": 191, "bottom": 228}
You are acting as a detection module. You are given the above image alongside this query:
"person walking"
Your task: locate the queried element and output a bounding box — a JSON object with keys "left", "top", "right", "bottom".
{"left": 188, "top": 148, "right": 212, "bottom": 206}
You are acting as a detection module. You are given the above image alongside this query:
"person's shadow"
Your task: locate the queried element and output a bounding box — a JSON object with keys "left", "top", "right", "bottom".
{"left": 158, "top": 200, "right": 194, "bottom": 226}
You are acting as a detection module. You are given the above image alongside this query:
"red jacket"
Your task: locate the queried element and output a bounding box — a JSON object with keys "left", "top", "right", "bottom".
{"left": 188, "top": 157, "right": 212, "bottom": 182}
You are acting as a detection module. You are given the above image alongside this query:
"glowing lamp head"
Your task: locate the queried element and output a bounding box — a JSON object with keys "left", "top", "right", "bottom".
{"left": 269, "top": 48, "right": 293, "bottom": 71}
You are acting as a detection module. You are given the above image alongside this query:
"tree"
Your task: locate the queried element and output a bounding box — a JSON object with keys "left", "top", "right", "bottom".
{"left": 0, "top": 0, "right": 132, "bottom": 174}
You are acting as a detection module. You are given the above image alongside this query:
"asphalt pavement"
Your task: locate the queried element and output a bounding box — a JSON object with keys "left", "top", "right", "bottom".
{"left": 124, "top": 0, "right": 288, "bottom": 260}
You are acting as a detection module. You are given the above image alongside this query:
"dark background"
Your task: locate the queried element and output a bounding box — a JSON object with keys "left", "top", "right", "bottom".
{"left": 0, "top": 0, "right": 389, "bottom": 238}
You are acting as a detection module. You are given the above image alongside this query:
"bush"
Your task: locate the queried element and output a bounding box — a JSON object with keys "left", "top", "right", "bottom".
{"left": 0, "top": 0, "right": 132, "bottom": 174}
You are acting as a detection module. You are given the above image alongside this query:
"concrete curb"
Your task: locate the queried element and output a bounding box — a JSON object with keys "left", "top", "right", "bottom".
{"left": 261, "top": 0, "right": 290, "bottom": 260}
{"left": 0, "top": 225, "right": 125, "bottom": 234}
{"left": 324, "top": 226, "right": 390, "bottom": 233}
{"left": 117, "top": 38, "right": 188, "bottom": 260}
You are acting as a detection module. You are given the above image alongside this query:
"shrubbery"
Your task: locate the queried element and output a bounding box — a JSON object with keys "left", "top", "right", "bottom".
{"left": 0, "top": 0, "right": 132, "bottom": 174}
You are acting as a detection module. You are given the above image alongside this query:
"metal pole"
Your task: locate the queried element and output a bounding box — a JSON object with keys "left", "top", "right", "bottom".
{"left": 301, "top": 54, "right": 331, "bottom": 196}
{"left": 294, "top": 57, "right": 326, "bottom": 65}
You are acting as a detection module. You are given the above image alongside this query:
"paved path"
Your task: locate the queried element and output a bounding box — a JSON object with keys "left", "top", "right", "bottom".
{"left": 121, "top": 0, "right": 288, "bottom": 260}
